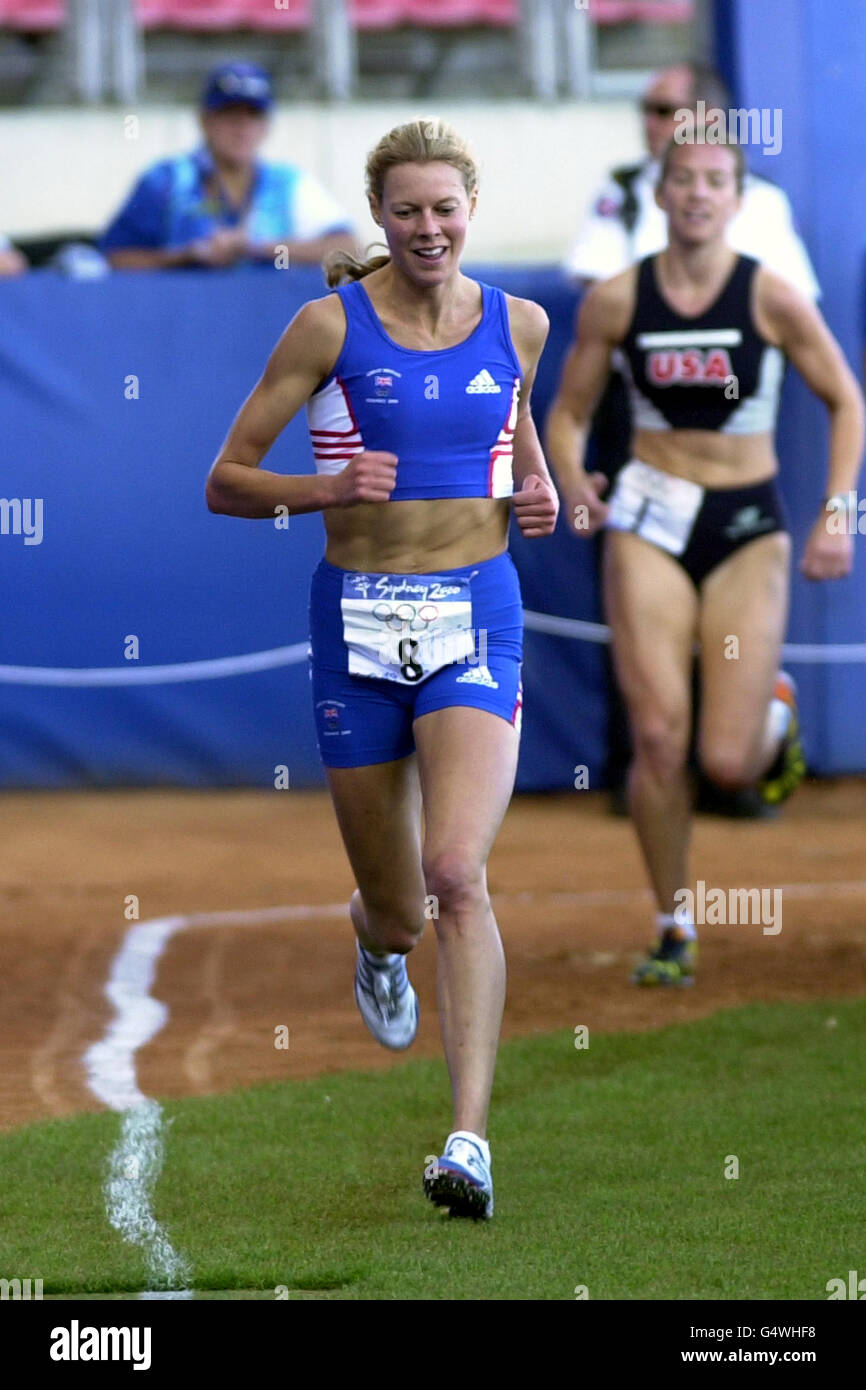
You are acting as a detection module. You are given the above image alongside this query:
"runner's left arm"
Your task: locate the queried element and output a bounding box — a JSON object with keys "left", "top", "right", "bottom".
{"left": 759, "top": 270, "right": 865, "bottom": 579}
{"left": 508, "top": 298, "right": 559, "bottom": 538}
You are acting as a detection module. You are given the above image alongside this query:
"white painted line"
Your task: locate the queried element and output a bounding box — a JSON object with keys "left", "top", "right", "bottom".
{"left": 85, "top": 878, "right": 866, "bottom": 1291}
{"left": 83, "top": 901, "right": 354, "bottom": 1295}
{"left": 85, "top": 916, "right": 183, "bottom": 1112}
{"left": 178, "top": 903, "right": 350, "bottom": 929}
{"left": 105, "top": 1102, "right": 191, "bottom": 1291}
{"left": 83, "top": 915, "right": 190, "bottom": 1291}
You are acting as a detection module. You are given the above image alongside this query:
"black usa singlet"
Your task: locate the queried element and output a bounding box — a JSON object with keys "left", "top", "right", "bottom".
{"left": 619, "top": 254, "right": 785, "bottom": 434}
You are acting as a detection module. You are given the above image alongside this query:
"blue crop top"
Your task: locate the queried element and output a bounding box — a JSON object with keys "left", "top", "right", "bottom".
{"left": 305, "top": 278, "right": 523, "bottom": 500}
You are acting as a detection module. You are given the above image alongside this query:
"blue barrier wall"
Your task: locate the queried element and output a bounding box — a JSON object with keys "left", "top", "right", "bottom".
{"left": 718, "top": 0, "right": 866, "bottom": 773}
{"left": 0, "top": 256, "right": 863, "bottom": 789}
{"left": 0, "top": 265, "right": 606, "bottom": 791}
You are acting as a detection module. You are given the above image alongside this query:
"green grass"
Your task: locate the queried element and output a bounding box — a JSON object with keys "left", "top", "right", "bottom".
{"left": 2, "top": 999, "right": 864, "bottom": 1299}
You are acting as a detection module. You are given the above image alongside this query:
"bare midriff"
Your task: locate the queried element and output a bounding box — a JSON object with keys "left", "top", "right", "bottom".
{"left": 323, "top": 496, "right": 510, "bottom": 573}
{"left": 632, "top": 428, "right": 778, "bottom": 488}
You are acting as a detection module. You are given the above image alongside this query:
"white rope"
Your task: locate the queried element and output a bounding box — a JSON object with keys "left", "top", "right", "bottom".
{"left": 522, "top": 609, "right": 866, "bottom": 662}
{"left": 523, "top": 610, "right": 610, "bottom": 643}
{"left": 0, "top": 642, "right": 309, "bottom": 686}
{"left": 2, "top": 615, "right": 865, "bottom": 688}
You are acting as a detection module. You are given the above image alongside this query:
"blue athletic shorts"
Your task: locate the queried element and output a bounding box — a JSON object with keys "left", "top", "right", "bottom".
{"left": 309, "top": 551, "right": 524, "bottom": 768}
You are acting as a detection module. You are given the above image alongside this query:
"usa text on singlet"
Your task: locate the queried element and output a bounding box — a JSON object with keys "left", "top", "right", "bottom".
{"left": 619, "top": 254, "right": 785, "bottom": 434}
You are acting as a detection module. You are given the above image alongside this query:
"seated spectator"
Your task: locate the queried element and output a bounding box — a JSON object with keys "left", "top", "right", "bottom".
{"left": 99, "top": 62, "right": 357, "bottom": 270}
{"left": 0, "top": 233, "right": 28, "bottom": 276}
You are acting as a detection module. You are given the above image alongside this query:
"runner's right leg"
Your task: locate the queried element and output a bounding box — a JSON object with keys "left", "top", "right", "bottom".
{"left": 326, "top": 755, "right": 427, "bottom": 957}
{"left": 603, "top": 530, "right": 699, "bottom": 915}
{"left": 327, "top": 756, "right": 427, "bottom": 1048}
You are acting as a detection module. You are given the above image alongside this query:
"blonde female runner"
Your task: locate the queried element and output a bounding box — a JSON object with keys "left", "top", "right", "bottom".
{"left": 207, "top": 119, "right": 558, "bottom": 1216}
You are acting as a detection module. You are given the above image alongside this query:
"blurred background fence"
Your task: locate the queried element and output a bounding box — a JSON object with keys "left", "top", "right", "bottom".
{"left": 0, "top": 1, "right": 703, "bottom": 106}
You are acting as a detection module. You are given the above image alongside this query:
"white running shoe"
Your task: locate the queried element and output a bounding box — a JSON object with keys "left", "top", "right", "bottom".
{"left": 354, "top": 941, "right": 418, "bottom": 1051}
{"left": 423, "top": 1131, "right": 493, "bottom": 1220}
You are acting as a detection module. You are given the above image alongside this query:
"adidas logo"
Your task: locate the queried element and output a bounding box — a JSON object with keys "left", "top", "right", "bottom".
{"left": 455, "top": 664, "right": 499, "bottom": 688}
{"left": 465, "top": 368, "right": 501, "bottom": 395}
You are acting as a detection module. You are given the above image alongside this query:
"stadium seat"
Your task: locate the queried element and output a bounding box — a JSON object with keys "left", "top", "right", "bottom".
{"left": 133, "top": 1, "right": 169, "bottom": 22}
{"left": 403, "top": 1, "right": 517, "bottom": 25}
{"left": 349, "top": 0, "right": 407, "bottom": 30}
{"left": 135, "top": 0, "right": 239, "bottom": 30}
{"left": 234, "top": 0, "right": 312, "bottom": 31}
{"left": 133, "top": 0, "right": 310, "bottom": 30}
{"left": 0, "top": 0, "right": 65, "bottom": 29}
{"left": 0, "top": 0, "right": 687, "bottom": 35}
{"left": 350, "top": 1, "right": 516, "bottom": 27}
{"left": 591, "top": 0, "right": 693, "bottom": 22}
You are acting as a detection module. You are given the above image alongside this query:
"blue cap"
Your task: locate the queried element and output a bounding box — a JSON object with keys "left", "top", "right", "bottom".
{"left": 201, "top": 62, "right": 273, "bottom": 113}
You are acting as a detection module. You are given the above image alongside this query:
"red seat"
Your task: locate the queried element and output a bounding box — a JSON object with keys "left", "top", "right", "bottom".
{"left": 133, "top": 0, "right": 310, "bottom": 30}
{"left": 349, "top": 0, "right": 407, "bottom": 30}
{"left": 350, "top": 0, "right": 517, "bottom": 27}
{"left": 135, "top": 0, "right": 243, "bottom": 30}
{"left": 403, "top": 0, "right": 517, "bottom": 25}
{"left": 0, "top": 0, "right": 66, "bottom": 29}
{"left": 239, "top": 0, "right": 312, "bottom": 31}
{"left": 590, "top": 0, "right": 693, "bottom": 22}
{"left": 474, "top": 0, "right": 517, "bottom": 19}
{"left": 134, "top": 1, "right": 168, "bottom": 22}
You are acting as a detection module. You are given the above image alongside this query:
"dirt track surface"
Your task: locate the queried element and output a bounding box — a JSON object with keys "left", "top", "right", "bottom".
{"left": 1, "top": 782, "right": 864, "bottom": 1131}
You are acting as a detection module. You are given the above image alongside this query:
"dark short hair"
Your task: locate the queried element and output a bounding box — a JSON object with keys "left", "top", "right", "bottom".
{"left": 659, "top": 132, "right": 746, "bottom": 194}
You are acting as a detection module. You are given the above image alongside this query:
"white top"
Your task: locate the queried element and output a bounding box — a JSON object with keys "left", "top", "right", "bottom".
{"left": 563, "top": 157, "right": 820, "bottom": 299}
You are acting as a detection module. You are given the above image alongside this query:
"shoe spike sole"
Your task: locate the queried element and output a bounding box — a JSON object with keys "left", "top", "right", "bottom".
{"left": 423, "top": 1173, "right": 491, "bottom": 1220}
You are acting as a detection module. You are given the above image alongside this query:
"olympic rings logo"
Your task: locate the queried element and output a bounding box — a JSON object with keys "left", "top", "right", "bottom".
{"left": 371, "top": 601, "right": 441, "bottom": 633}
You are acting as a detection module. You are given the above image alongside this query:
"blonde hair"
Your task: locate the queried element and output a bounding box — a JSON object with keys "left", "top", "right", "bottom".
{"left": 324, "top": 117, "right": 479, "bottom": 287}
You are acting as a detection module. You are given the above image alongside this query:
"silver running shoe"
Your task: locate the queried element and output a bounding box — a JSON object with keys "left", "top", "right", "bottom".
{"left": 354, "top": 941, "right": 418, "bottom": 1051}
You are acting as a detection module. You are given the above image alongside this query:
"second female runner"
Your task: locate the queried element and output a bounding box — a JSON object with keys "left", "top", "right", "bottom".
{"left": 546, "top": 135, "right": 863, "bottom": 987}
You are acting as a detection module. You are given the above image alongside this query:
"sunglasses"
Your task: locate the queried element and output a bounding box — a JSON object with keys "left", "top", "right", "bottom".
{"left": 641, "top": 101, "right": 680, "bottom": 118}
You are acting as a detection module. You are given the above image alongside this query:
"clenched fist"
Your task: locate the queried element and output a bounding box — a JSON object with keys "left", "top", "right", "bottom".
{"left": 328, "top": 451, "right": 398, "bottom": 506}
{"left": 801, "top": 511, "right": 853, "bottom": 580}
{"left": 512, "top": 474, "right": 559, "bottom": 538}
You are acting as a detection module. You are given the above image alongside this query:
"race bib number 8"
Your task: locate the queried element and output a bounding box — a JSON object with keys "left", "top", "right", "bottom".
{"left": 341, "top": 572, "right": 475, "bottom": 684}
